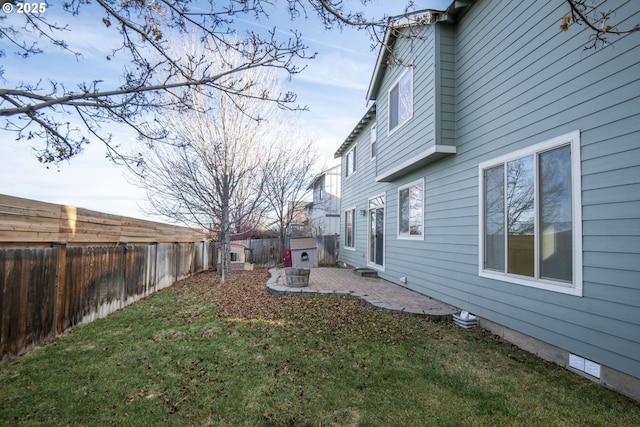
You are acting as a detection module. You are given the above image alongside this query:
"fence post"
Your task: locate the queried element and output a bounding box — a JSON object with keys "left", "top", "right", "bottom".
{"left": 53, "top": 241, "right": 67, "bottom": 335}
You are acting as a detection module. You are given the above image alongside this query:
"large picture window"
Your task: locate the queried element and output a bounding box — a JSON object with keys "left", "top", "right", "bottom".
{"left": 479, "top": 131, "right": 582, "bottom": 295}
{"left": 388, "top": 69, "right": 413, "bottom": 133}
{"left": 344, "top": 208, "right": 355, "bottom": 249}
{"left": 398, "top": 179, "right": 423, "bottom": 239}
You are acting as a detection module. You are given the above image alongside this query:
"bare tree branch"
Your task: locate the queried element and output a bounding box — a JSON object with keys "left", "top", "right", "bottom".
{"left": 562, "top": 0, "right": 640, "bottom": 49}
{"left": 0, "top": 0, "right": 313, "bottom": 165}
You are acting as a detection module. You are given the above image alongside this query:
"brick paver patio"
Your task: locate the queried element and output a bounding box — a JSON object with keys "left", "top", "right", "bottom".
{"left": 267, "top": 267, "right": 458, "bottom": 319}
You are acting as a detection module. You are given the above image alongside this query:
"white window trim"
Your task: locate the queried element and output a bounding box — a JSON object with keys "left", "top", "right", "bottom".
{"left": 343, "top": 206, "right": 356, "bottom": 251}
{"left": 388, "top": 68, "right": 414, "bottom": 136}
{"left": 345, "top": 144, "right": 357, "bottom": 178}
{"left": 397, "top": 178, "right": 425, "bottom": 240}
{"left": 367, "top": 192, "right": 386, "bottom": 271}
{"left": 477, "top": 130, "right": 583, "bottom": 296}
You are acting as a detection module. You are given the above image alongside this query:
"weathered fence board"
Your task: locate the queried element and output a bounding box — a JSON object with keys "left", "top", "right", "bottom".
{"left": 156, "top": 243, "right": 177, "bottom": 290}
{"left": 0, "top": 248, "right": 58, "bottom": 358}
{"left": 316, "top": 235, "right": 339, "bottom": 266}
{"left": 125, "top": 245, "right": 155, "bottom": 303}
{"left": 177, "top": 243, "right": 195, "bottom": 280}
{"left": 62, "top": 246, "right": 124, "bottom": 329}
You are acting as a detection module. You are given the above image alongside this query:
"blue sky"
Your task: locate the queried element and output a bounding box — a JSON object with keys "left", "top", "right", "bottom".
{"left": 0, "top": 0, "right": 451, "bottom": 221}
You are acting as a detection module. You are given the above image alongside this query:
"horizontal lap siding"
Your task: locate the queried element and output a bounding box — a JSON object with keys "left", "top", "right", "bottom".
{"left": 377, "top": 26, "right": 437, "bottom": 175}
{"left": 383, "top": 158, "right": 479, "bottom": 306}
{"left": 437, "top": 24, "right": 456, "bottom": 146}
{"left": 441, "top": 0, "right": 640, "bottom": 379}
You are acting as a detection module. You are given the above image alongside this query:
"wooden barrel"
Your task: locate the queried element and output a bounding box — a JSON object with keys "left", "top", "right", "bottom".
{"left": 285, "top": 268, "right": 310, "bottom": 287}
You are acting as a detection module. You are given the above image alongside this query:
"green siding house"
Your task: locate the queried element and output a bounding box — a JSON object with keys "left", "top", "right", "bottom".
{"left": 335, "top": 0, "right": 640, "bottom": 399}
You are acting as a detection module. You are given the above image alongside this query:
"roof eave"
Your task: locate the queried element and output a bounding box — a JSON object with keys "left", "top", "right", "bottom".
{"left": 366, "top": 26, "right": 395, "bottom": 101}
{"left": 365, "top": 9, "right": 445, "bottom": 101}
{"left": 333, "top": 103, "right": 377, "bottom": 158}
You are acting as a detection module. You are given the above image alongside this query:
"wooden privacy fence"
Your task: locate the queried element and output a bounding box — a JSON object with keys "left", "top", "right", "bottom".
{"left": 0, "top": 194, "right": 203, "bottom": 246}
{"left": 210, "top": 235, "right": 340, "bottom": 268}
{"left": 0, "top": 194, "right": 208, "bottom": 361}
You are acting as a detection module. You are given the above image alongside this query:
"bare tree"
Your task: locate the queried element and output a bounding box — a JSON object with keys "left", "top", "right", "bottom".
{"left": 128, "top": 43, "right": 289, "bottom": 283}
{"left": 262, "top": 131, "right": 318, "bottom": 254}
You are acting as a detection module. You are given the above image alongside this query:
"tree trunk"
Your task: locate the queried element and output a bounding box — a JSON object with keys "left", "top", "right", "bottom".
{"left": 220, "top": 200, "right": 230, "bottom": 284}
{"left": 279, "top": 222, "right": 286, "bottom": 262}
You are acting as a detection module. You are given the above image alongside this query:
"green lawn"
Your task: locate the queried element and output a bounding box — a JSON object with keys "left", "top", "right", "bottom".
{"left": 1, "top": 269, "right": 639, "bottom": 426}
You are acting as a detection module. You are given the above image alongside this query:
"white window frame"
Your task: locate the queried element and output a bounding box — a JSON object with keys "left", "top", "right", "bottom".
{"left": 478, "top": 130, "right": 583, "bottom": 296}
{"left": 397, "top": 178, "right": 424, "bottom": 240}
{"left": 370, "top": 122, "right": 377, "bottom": 160}
{"left": 344, "top": 207, "right": 356, "bottom": 250}
{"left": 388, "top": 68, "right": 413, "bottom": 135}
{"left": 345, "top": 145, "right": 357, "bottom": 178}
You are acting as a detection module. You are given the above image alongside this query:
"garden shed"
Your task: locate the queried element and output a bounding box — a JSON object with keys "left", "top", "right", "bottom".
{"left": 289, "top": 237, "right": 318, "bottom": 268}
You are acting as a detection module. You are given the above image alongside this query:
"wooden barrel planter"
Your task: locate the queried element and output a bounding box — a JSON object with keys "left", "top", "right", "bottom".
{"left": 285, "top": 267, "right": 310, "bottom": 287}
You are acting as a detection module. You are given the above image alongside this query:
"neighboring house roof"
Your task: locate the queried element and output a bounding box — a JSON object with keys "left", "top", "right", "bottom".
{"left": 333, "top": 102, "right": 376, "bottom": 158}
{"left": 306, "top": 164, "right": 341, "bottom": 190}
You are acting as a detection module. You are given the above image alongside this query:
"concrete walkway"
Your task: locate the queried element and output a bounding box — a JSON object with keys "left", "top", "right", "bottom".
{"left": 267, "top": 267, "right": 458, "bottom": 320}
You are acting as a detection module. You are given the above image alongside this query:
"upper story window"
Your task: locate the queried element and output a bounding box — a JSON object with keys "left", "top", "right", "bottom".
{"left": 388, "top": 68, "right": 413, "bottom": 134}
{"left": 479, "top": 131, "right": 582, "bottom": 296}
{"left": 370, "top": 122, "right": 377, "bottom": 159}
{"left": 398, "top": 178, "right": 424, "bottom": 239}
{"left": 345, "top": 145, "right": 356, "bottom": 177}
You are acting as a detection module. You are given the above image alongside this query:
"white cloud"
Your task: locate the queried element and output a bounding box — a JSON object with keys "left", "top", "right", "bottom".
{"left": 294, "top": 50, "right": 373, "bottom": 92}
